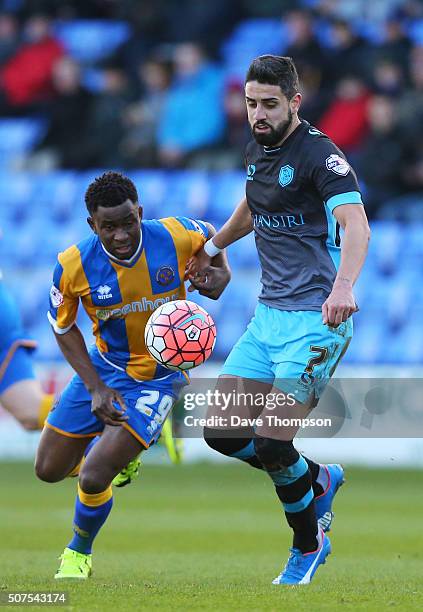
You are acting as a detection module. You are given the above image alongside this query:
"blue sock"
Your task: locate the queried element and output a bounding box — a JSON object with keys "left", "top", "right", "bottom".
{"left": 68, "top": 485, "right": 113, "bottom": 554}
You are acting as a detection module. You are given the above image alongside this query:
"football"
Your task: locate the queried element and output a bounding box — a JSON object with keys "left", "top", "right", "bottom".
{"left": 144, "top": 299, "right": 217, "bottom": 370}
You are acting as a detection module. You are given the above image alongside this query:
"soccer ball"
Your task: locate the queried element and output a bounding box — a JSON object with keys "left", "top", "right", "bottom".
{"left": 144, "top": 300, "right": 217, "bottom": 371}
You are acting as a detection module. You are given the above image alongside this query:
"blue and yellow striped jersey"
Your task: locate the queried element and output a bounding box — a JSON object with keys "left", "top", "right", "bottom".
{"left": 48, "top": 216, "right": 209, "bottom": 381}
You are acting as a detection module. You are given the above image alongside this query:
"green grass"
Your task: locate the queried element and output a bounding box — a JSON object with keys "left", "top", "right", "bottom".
{"left": 1, "top": 462, "right": 423, "bottom": 610}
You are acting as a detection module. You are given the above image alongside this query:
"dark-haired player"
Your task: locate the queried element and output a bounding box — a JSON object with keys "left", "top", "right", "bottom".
{"left": 191, "top": 55, "right": 370, "bottom": 585}
{"left": 35, "top": 171, "right": 230, "bottom": 579}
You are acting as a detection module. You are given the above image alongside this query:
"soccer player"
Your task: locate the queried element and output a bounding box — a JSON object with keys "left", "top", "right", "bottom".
{"left": 35, "top": 171, "right": 229, "bottom": 579}
{"left": 0, "top": 277, "right": 54, "bottom": 430}
{"left": 190, "top": 55, "right": 370, "bottom": 585}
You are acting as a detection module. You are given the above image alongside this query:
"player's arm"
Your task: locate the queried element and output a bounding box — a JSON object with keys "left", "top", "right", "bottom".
{"left": 209, "top": 197, "right": 253, "bottom": 249}
{"left": 51, "top": 325, "right": 128, "bottom": 426}
{"left": 187, "top": 197, "right": 252, "bottom": 279}
{"left": 48, "top": 259, "right": 127, "bottom": 426}
{"left": 322, "top": 204, "right": 370, "bottom": 327}
{"left": 188, "top": 222, "right": 231, "bottom": 300}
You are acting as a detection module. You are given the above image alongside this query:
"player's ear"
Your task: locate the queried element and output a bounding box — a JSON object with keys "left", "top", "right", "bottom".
{"left": 87, "top": 216, "right": 97, "bottom": 234}
{"left": 137, "top": 205, "right": 143, "bottom": 221}
{"left": 290, "top": 93, "right": 302, "bottom": 114}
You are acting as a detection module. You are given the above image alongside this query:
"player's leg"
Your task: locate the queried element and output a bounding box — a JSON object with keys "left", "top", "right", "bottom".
{"left": 35, "top": 427, "right": 91, "bottom": 482}
{"left": 0, "top": 346, "right": 54, "bottom": 430}
{"left": 204, "top": 309, "right": 333, "bottom": 501}
{"left": 55, "top": 377, "right": 179, "bottom": 579}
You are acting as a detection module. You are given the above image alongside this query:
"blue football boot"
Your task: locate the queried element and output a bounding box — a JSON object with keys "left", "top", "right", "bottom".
{"left": 314, "top": 464, "right": 345, "bottom": 532}
{"left": 272, "top": 529, "right": 331, "bottom": 585}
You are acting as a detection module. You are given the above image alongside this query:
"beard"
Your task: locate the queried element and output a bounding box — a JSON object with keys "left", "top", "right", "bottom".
{"left": 252, "top": 109, "right": 293, "bottom": 146}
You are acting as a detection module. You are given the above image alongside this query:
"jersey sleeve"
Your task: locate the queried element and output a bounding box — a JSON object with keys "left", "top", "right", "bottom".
{"left": 309, "top": 139, "right": 364, "bottom": 213}
{"left": 174, "top": 217, "right": 210, "bottom": 256}
{"left": 47, "top": 257, "right": 79, "bottom": 334}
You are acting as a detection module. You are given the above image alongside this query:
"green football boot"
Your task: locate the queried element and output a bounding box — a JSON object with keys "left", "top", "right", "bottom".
{"left": 54, "top": 547, "right": 92, "bottom": 580}
{"left": 112, "top": 456, "right": 141, "bottom": 488}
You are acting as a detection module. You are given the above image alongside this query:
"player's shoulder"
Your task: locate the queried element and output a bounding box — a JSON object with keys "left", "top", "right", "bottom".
{"left": 302, "top": 123, "right": 344, "bottom": 158}
{"left": 57, "top": 234, "right": 99, "bottom": 272}
{"left": 145, "top": 217, "right": 208, "bottom": 238}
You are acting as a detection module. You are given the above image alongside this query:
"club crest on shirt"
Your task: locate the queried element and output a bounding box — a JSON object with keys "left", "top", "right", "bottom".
{"left": 278, "top": 165, "right": 295, "bottom": 187}
{"left": 325, "top": 154, "right": 350, "bottom": 176}
{"left": 156, "top": 265, "right": 175, "bottom": 286}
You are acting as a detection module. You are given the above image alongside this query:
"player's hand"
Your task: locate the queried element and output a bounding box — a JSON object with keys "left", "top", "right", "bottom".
{"left": 185, "top": 248, "right": 212, "bottom": 280}
{"left": 188, "top": 265, "right": 231, "bottom": 300}
{"left": 322, "top": 278, "right": 358, "bottom": 327}
{"left": 91, "top": 383, "right": 128, "bottom": 426}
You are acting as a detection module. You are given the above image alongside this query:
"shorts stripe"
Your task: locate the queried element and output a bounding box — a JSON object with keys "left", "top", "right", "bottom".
{"left": 44, "top": 422, "right": 102, "bottom": 439}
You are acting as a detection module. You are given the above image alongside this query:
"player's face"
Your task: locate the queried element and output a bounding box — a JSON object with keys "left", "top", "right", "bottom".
{"left": 245, "top": 81, "right": 300, "bottom": 146}
{"left": 88, "top": 200, "right": 142, "bottom": 259}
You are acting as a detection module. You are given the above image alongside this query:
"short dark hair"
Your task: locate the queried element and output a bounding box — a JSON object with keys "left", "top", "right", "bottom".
{"left": 85, "top": 171, "right": 138, "bottom": 214}
{"left": 245, "top": 55, "right": 300, "bottom": 99}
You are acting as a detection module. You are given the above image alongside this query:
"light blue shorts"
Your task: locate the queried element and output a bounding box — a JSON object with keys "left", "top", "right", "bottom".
{"left": 221, "top": 303, "right": 353, "bottom": 405}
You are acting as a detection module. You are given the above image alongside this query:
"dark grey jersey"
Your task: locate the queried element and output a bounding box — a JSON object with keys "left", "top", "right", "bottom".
{"left": 245, "top": 119, "right": 363, "bottom": 311}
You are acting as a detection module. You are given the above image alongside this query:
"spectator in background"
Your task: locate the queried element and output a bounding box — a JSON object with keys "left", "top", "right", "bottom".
{"left": 206, "top": 79, "right": 250, "bottom": 170}
{"left": 120, "top": 53, "right": 173, "bottom": 168}
{"left": 284, "top": 10, "right": 327, "bottom": 81}
{"left": 376, "top": 17, "right": 411, "bottom": 73}
{"left": 356, "top": 95, "right": 403, "bottom": 216}
{"left": 318, "top": 75, "right": 371, "bottom": 153}
{"left": 27, "top": 57, "right": 93, "bottom": 170}
{"left": 371, "top": 58, "right": 405, "bottom": 96}
{"left": 326, "top": 19, "right": 373, "bottom": 84}
{"left": 0, "top": 14, "right": 63, "bottom": 112}
{"left": 82, "top": 63, "right": 134, "bottom": 168}
{"left": 0, "top": 12, "right": 19, "bottom": 65}
{"left": 157, "top": 42, "right": 225, "bottom": 168}
{"left": 397, "top": 45, "right": 423, "bottom": 195}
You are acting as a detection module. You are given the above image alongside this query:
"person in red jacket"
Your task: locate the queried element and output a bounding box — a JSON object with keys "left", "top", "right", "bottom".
{"left": 1, "top": 14, "right": 64, "bottom": 110}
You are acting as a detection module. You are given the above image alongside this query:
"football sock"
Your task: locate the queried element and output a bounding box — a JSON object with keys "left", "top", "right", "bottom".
{"left": 68, "top": 485, "right": 113, "bottom": 554}
{"left": 37, "top": 393, "right": 55, "bottom": 429}
{"left": 268, "top": 456, "right": 318, "bottom": 553}
{"left": 204, "top": 429, "right": 325, "bottom": 495}
{"left": 203, "top": 428, "right": 262, "bottom": 469}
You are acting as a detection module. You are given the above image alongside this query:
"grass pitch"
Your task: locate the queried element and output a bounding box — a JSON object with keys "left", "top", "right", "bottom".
{"left": 1, "top": 461, "right": 422, "bottom": 611}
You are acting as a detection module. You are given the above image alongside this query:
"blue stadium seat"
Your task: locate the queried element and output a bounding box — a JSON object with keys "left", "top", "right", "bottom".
{"left": 222, "top": 19, "right": 287, "bottom": 78}
{"left": 0, "top": 119, "right": 46, "bottom": 166}
{"left": 54, "top": 20, "right": 131, "bottom": 63}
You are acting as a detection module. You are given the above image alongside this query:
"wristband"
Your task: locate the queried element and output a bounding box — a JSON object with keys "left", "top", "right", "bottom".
{"left": 204, "top": 238, "right": 223, "bottom": 257}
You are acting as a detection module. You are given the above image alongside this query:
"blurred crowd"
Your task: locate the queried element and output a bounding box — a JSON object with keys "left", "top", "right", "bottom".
{"left": 0, "top": 0, "right": 422, "bottom": 216}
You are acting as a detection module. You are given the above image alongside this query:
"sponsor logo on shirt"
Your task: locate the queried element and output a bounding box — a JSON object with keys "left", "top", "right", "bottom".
{"left": 279, "top": 164, "right": 295, "bottom": 187}
{"left": 97, "top": 285, "right": 113, "bottom": 300}
{"left": 191, "top": 220, "right": 206, "bottom": 237}
{"left": 247, "top": 164, "right": 256, "bottom": 181}
{"left": 325, "top": 154, "right": 350, "bottom": 176}
{"left": 50, "top": 285, "right": 64, "bottom": 308}
{"left": 253, "top": 213, "right": 305, "bottom": 229}
{"left": 96, "top": 293, "right": 179, "bottom": 321}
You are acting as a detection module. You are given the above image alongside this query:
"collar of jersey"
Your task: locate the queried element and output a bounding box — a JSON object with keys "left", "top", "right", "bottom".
{"left": 100, "top": 228, "right": 143, "bottom": 268}
{"left": 263, "top": 120, "right": 306, "bottom": 154}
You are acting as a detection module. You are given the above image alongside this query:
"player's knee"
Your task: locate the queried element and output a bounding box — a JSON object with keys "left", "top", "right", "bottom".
{"left": 79, "top": 466, "right": 110, "bottom": 494}
{"left": 253, "top": 437, "right": 298, "bottom": 471}
{"left": 203, "top": 427, "right": 253, "bottom": 457}
{"left": 34, "top": 456, "right": 65, "bottom": 483}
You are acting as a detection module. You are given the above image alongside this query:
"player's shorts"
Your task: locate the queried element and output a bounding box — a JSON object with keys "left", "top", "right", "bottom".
{"left": 0, "top": 282, "right": 37, "bottom": 394}
{"left": 46, "top": 347, "right": 187, "bottom": 448}
{"left": 220, "top": 302, "right": 353, "bottom": 405}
